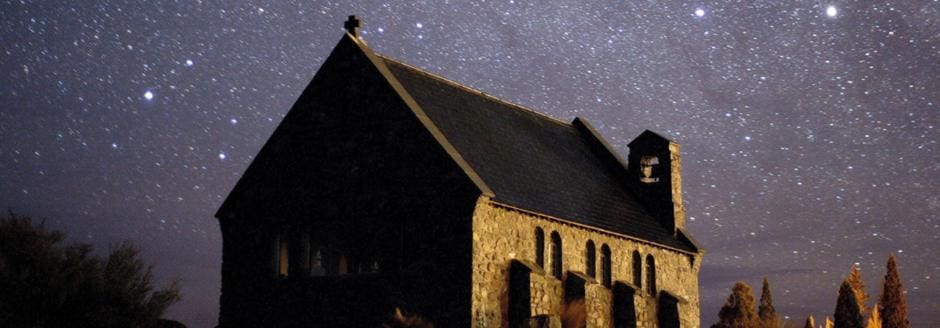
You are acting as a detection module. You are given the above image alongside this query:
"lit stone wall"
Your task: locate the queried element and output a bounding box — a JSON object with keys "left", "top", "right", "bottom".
{"left": 471, "top": 197, "right": 702, "bottom": 328}
{"left": 587, "top": 284, "right": 613, "bottom": 327}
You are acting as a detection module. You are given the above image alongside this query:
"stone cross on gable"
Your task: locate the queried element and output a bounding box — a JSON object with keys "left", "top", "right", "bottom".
{"left": 344, "top": 15, "right": 361, "bottom": 37}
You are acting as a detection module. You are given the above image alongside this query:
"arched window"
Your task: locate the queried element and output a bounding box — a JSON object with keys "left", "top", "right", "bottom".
{"left": 601, "top": 244, "right": 612, "bottom": 287}
{"left": 585, "top": 240, "right": 596, "bottom": 278}
{"left": 646, "top": 254, "right": 656, "bottom": 296}
{"left": 632, "top": 250, "right": 642, "bottom": 289}
{"left": 551, "top": 231, "right": 562, "bottom": 279}
{"left": 338, "top": 255, "right": 349, "bottom": 275}
{"left": 277, "top": 233, "right": 289, "bottom": 277}
{"left": 535, "top": 227, "right": 545, "bottom": 268}
{"left": 309, "top": 248, "right": 325, "bottom": 276}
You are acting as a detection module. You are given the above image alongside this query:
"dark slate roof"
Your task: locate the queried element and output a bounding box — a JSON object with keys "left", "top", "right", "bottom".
{"left": 379, "top": 56, "right": 696, "bottom": 252}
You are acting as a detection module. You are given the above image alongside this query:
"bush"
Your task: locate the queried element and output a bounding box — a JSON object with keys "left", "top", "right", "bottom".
{"left": 560, "top": 299, "right": 586, "bottom": 328}
{"left": 0, "top": 213, "right": 181, "bottom": 328}
{"left": 383, "top": 307, "right": 434, "bottom": 328}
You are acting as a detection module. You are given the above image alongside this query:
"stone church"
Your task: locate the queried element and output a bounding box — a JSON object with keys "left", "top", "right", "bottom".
{"left": 215, "top": 16, "right": 703, "bottom": 328}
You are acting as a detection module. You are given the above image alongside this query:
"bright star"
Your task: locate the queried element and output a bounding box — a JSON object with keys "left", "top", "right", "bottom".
{"left": 218, "top": 152, "right": 226, "bottom": 160}
{"left": 144, "top": 91, "right": 154, "bottom": 100}
{"left": 185, "top": 59, "right": 194, "bottom": 67}
{"left": 826, "top": 6, "right": 838, "bottom": 17}
{"left": 230, "top": 118, "right": 238, "bottom": 125}
{"left": 416, "top": 22, "right": 423, "bottom": 29}
{"left": 695, "top": 8, "right": 705, "bottom": 17}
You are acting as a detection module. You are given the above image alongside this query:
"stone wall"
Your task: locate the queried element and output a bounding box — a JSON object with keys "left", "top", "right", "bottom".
{"left": 587, "top": 284, "right": 613, "bottom": 327}
{"left": 530, "top": 271, "right": 563, "bottom": 318}
{"left": 471, "top": 197, "right": 702, "bottom": 328}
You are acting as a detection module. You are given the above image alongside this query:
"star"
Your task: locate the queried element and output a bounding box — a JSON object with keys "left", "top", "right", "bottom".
{"left": 3, "top": 2, "right": 938, "bottom": 326}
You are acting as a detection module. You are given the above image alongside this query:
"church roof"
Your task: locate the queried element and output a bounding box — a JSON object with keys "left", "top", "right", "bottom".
{"left": 375, "top": 55, "right": 697, "bottom": 252}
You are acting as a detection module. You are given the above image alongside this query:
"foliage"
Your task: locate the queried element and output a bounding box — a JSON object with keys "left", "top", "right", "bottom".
{"left": 878, "top": 255, "right": 908, "bottom": 328}
{"left": 0, "top": 213, "right": 180, "bottom": 328}
{"left": 804, "top": 315, "right": 815, "bottom": 328}
{"left": 758, "top": 277, "right": 781, "bottom": 328}
{"left": 711, "top": 281, "right": 760, "bottom": 328}
{"left": 866, "top": 306, "right": 881, "bottom": 328}
{"left": 834, "top": 279, "right": 864, "bottom": 328}
{"left": 847, "top": 265, "right": 870, "bottom": 314}
{"left": 383, "top": 307, "right": 434, "bottom": 328}
{"left": 560, "top": 299, "right": 586, "bottom": 328}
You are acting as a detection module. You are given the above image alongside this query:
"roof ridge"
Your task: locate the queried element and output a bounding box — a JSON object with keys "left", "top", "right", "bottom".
{"left": 375, "top": 54, "right": 571, "bottom": 128}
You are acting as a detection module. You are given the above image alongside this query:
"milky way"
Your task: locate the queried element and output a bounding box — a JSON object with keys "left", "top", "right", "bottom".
{"left": 1, "top": 1, "right": 938, "bottom": 326}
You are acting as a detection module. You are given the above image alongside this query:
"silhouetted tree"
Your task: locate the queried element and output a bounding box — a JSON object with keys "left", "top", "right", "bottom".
{"left": 758, "top": 277, "right": 781, "bottom": 328}
{"left": 711, "top": 281, "right": 759, "bottom": 328}
{"left": 834, "top": 279, "right": 863, "bottom": 328}
{"left": 0, "top": 213, "right": 180, "bottom": 328}
{"left": 878, "top": 255, "right": 908, "bottom": 328}
{"left": 847, "top": 265, "right": 869, "bottom": 314}
{"left": 804, "top": 315, "right": 816, "bottom": 328}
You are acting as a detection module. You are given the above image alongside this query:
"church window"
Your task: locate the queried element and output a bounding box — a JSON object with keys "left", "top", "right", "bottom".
{"left": 646, "top": 254, "right": 656, "bottom": 296}
{"left": 632, "top": 250, "right": 642, "bottom": 289}
{"left": 338, "top": 254, "right": 349, "bottom": 275}
{"left": 310, "top": 248, "right": 325, "bottom": 276}
{"left": 535, "top": 227, "right": 545, "bottom": 268}
{"left": 601, "top": 244, "right": 612, "bottom": 288}
{"left": 296, "top": 232, "right": 310, "bottom": 277}
{"left": 585, "top": 240, "right": 596, "bottom": 278}
{"left": 551, "top": 231, "right": 562, "bottom": 279}
{"left": 277, "top": 234, "right": 289, "bottom": 277}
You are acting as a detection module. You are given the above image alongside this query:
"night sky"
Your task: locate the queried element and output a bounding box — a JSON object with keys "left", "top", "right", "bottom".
{"left": 2, "top": 1, "right": 938, "bottom": 327}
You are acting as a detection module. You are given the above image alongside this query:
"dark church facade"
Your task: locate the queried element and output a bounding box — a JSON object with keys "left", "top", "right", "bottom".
{"left": 215, "top": 17, "right": 703, "bottom": 328}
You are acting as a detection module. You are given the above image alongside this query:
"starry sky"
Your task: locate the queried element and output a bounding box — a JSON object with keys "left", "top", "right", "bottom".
{"left": 1, "top": 0, "right": 938, "bottom": 327}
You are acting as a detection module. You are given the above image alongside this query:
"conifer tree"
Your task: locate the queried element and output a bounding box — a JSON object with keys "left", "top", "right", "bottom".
{"left": 710, "top": 281, "right": 759, "bottom": 328}
{"left": 847, "top": 264, "right": 870, "bottom": 314}
{"left": 758, "top": 277, "right": 781, "bottom": 328}
{"left": 804, "top": 315, "right": 816, "bottom": 328}
{"left": 834, "top": 279, "right": 864, "bottom": 328}
{"left": 878, "top": 255, "right": 908, "bottom": 328}
{"left": 866, "top": 305, "right": 881, "bottom": 328}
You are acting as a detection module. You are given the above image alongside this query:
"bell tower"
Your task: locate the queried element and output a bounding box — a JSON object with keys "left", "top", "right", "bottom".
{"left": 626, "top": 130, "right": 684, "bottom": 235}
